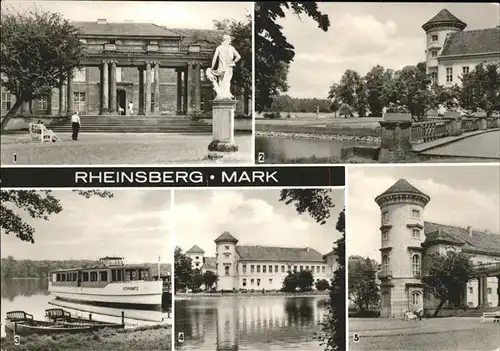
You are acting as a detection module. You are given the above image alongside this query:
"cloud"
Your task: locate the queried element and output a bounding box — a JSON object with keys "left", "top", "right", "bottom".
{"left": 348, "top": 168, "right": 500, "bottom": 261}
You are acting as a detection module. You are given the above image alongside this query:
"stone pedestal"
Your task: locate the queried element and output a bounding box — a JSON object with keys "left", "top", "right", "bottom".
{"left": 378, "top": 121, "right": 412, "bottom": 162}
{"left": 495, "top": 118, "right": 500, "bottom": 129}
{"left": 478, "top": 117, "right": 487, "bottom": 130}
{"left": 447, "top": 118, "right": 462, "bottom": 136}
{"left": 207, "top": 99, "right": 238, "bottom": 157}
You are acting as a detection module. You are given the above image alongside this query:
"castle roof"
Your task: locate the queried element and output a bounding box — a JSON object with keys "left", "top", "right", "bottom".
{"left": 214, "top": 231, "right": 238, "bottom": 244}
{"left": 422, "top": 9, "right": 467, "bottom": 32}
{"left": 186, "top": 245, "right": 205, "bottom": 254}
{"left": 424, "top": 221, "right": 500, "bottom": 256}
{"left": 440, "top": 28, "right": 500, "bottom": 57}
{"left": 73, "top": 21, "right": 181, "bottom": 38}
{"left": 376, "top": 179, "right": 430, "bottom": 200}
{"left": 235, "top": 246, "right": 326, "bottom": 263}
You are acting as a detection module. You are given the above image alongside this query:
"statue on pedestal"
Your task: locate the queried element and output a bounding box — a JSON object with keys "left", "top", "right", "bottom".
{"left": 206, "top": 35, "right": 241, "bottom": 100}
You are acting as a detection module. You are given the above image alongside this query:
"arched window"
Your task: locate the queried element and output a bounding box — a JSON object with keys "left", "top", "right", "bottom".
{"left": 382, "top": 254, "right": 390, "bottom": 274}
{"left": 224, "top": 266, "right": 230, "bottom": 276}
{"left": 412, "top": 255, "right": 420, "bottom": 277}
{"left": 412, "top": 292, "right": 421, "bottom": 306}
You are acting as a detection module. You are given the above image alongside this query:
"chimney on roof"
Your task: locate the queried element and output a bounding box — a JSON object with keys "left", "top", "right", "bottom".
{"left": 467, "top": 226, "right": 472, "bottom": 237}
{"left": 97, "top": 19, "right": 107, "bottom": 24}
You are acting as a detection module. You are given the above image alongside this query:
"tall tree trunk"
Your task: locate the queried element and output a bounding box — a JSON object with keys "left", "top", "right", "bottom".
{"left": 1, "top": 99, "right": 23, "bottom": 131}
{"left": 432, "top": 299, "right": 447, "bottom": 317}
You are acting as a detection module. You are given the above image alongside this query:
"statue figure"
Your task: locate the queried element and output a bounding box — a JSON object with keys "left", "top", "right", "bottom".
{"left": 206, "top": 34, "right": 241, "bottom": 100}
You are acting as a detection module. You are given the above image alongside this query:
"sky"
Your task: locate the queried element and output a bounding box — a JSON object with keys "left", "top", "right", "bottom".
{"left": 1, "top": 190, "right": 172, "bottom": 263}
{"left": 173, "top": 189, "right": 345, "bottom": 257}
{"left": 348, "top": 165, "right": 500, "bottom": 261}
{"left": 277, "top": 2, "right": 500, "bottom": 98}
{"left": 1, "top": 1, "right": 251, "bottom": 29}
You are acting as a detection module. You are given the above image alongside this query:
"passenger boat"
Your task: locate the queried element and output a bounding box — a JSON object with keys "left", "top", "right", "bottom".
{"left": 48, "top": 257, "right": 163, "bottom": 321}
{"left": 45, "top": 308, "right": 125, "bottom": 329}
{"left": 4, "top": 311, "right": 93, "bottom": 336}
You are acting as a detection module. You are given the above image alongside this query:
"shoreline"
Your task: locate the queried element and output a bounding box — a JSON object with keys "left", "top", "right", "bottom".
{"left": 0, "top": 324, "right": 172, "bottom": 351}
{"left": 255, "top": 130, "right": 380, "bottom": 144}
{"left": 175, "top": 291, "right": 330, "bottom": 299}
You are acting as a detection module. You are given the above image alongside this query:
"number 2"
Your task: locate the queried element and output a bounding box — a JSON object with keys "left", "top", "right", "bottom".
{"left": 257, "top": 152, "right": 265, "bottom": 163}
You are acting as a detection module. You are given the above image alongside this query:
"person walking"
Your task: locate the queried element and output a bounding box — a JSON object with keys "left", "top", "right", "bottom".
{"left": 71, "top": 111, "right": 81, "bottom": 141}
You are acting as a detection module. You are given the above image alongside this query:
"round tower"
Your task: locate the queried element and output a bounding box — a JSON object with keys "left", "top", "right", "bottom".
{"left": 214, "top": 231, "right": 239, "bottom": 291}
{"left": 374, "top": 179, "right": 431, "bottom": 318}
{"left": 422, "top": 9, "right": 466, "bottom": 83}
{"left": 186, "top": 245, "right": 205, "bottom": 270}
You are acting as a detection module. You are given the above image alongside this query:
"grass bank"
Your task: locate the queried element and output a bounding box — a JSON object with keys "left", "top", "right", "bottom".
{"left": 0, "top": 324, "right": 171, "bottom": 351}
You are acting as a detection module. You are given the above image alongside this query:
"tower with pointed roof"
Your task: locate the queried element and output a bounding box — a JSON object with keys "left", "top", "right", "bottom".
{"left": 375, "top": 179, "right": 431, "bottom": 318}
{"left": 214, "top": 231, "right": 239, "bottom": 291}
{"left": 422, "top": 9, "right": 467, "bottom": 83}
{"left": 186, "top": 245, "right": 205, "bottom": 270}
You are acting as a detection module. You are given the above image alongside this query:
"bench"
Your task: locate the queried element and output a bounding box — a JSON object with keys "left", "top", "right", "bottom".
{"left": 28, "top": 122, "right": 58, "bottom": 142}
{"left": 6, "top": 311, "right": 34, "bottom": 321}
{"left": 481, "top": 311, "right": 500, "bottom": 323}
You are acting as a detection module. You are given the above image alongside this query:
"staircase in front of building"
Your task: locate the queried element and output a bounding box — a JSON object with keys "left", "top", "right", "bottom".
{"left": 456, "top": 306, "right": 500, "bottom": 317}
{"left": 48, "top": 115, "right": 213, "bottom": 134}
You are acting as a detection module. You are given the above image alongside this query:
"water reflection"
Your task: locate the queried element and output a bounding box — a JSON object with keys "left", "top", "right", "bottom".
{"left": 1, "top": 278, "right": 49, "bottom": 301}
{"left": 255, "top": 137, "right": 374, "bottom": 163}
{"left": 175, "top": 296, "right": 327, "bottom": 350}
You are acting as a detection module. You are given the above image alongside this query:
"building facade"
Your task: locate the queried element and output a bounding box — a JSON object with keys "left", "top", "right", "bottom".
{"left": 376, "top": 179, "right": 500, "bottom": 318}
{"left": 186, "top": 232, "right": 338, "bottom": 292}
{"left": 422, "top": 9, "right": 500, "bottom": 87}
{"left": 0, "top": 19, "right": 248, "bottom": 118}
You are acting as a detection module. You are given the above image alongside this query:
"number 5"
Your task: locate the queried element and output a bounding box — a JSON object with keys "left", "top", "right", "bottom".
{"left": 353, "top": 333, "right": 360, "bottom": 342}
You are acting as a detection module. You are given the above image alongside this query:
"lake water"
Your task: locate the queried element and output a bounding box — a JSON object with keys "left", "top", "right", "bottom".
{"left": 255, "top": 136, "right": 375, "bottom": 163}
{"left": 0, "top": 278, "right": 170, "bottom": 337}
{"left": 175, "top": 295, "right": 328, "bottom": 350}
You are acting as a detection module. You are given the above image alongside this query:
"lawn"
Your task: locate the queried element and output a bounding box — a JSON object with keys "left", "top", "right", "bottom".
{"left": 349, "top": 317, "right": 500, "bottom": 351}
{"left": 0, "top": 324, "right": 172, "bottom": 351}
{"left": 1, "top": 133, "right": 253, "bottom": 165}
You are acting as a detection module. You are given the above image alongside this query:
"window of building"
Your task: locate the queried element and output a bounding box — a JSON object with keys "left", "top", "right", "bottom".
{"left": 256, "top": 265, "right": 260, "bottom": 273}
{"left": 411, "top": 209, "right": 420, "bottom": 218}
{"left": 469, "top": 287, "right": 473, "bottom": 294}
{"left": 316, "top": 266, "right": 320, "bottom": 273}
{"left": 305, "top": 266, "right": 309, "bottom": 271}
{"left": 431, "top": 34, "right": 438, "bottom": 42}
{"left": 195, "top": 256, "right": 199, "bottom": 260}
{"left": 195, "top": 262, "right": 199, "bottom": 267}
{"left": 36, "top": 96, "right": 48, "bottom": 111}
{"left": 242, "top": 265, "right": 246, "bottom": 274}
{"left": 242, "top": 278, "right": 247, "bottom": 287}
{"left": 431, "top": 71, "right": 438, "bottom": 82}
{"left": 73, "top": 67, "right": 86, "bottom": 82}
{"left": 446, "top": 67, "right": 453, "bottom": 83}
{"left": 225, "top": 266, "right": 230, "bottom": 276}
{"left": 61, "top": 274, "right": 66, "bottom": 282}
{"left": 322, "top": 266, "right": 325, "bottom": 273}
{"left": 412, "top": 255, "right": 420, "bottom": 277}
{"left": 462, "top": 66, "right": 469, "bottom": 75}
{"left": 250, "top": 279, "right": 254, "bottom": 285}
{"left": 263, "top": 265, "right": 267, "bottom": 273}
{"left": 300, "top": 266, "right": 303, "bottom": 272}
{"left": 488, "top": 288, "right": 492, "bottom": 294}
{"left": 412, "top": 292, "right": 420, "bottom": 305}
{"left": 225, "top": 246, "right": 229, "bottom": 251}
{"left": 82, "top": 272, "right": 89, "bottom": 281}
{"left": 116, "top": 67, "right": 122, "bottom": 83}
{"left": 99, "top": 271, "right": 108, "bottom": 281}
{"left": 281, "top": 265, "right": 285, "bottom": 273}
{"left": 412, "top": 229, "right": 420, "bottom": 238}
{"left": 73, "top": 92, "right": 85, "bottom": 113}
{"left": 293, "top": 266, "right": 297, "bottom": 272}
{"left": 431, "top": 50, "right": 438, "bottom": 58}
{"left": 1, "top": 89, "right": 11, "bottom": 111}
{"left": 90, "top": 272, "right": 98, "bottom": 282}
{"left": 382, "top": 254, "right": 390, "bottom": 274}
{"left": 201, "top": 95, "right": 204, "bottom": 111}
{"left": 269, "top": 265, "right": 272, "bottom": 273}
{"left": 72, "top": 273, "right": 77, "bottom": 281}
{"left": 269, "top": 279, "right": 272, "bottom": 284}
{"left": 382, "top": 211, "right": 389, "bottom": 222}
{"left": 382, "top": 230, "right": 389, "bottom": 240}
{"left": 257, "top": 279, "right": 260, "bottom": 286}
{"left": 250, "top": 265, "right": 254, "bottom": 273}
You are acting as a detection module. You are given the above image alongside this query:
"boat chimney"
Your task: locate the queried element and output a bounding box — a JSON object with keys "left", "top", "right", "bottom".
{"left": 467, "top": 226, "right": 472, "bottom": 237}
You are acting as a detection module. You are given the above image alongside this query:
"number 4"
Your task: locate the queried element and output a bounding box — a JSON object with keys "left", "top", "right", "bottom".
{"left": 353, "top": 333, "right": 360, "bottom": 342}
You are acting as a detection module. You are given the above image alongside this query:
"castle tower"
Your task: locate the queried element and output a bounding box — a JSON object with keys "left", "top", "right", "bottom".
{"left": 422, "top": 9, "right": 466, "bottom": 84}
{"left": 214, "top": 231, "right": 239, "bottom": 291}
{"left": 375, "top": 179, "right": 431, "bottom": 318}
{"left": 186, "top": 245, "right": 205, "bottom": 270}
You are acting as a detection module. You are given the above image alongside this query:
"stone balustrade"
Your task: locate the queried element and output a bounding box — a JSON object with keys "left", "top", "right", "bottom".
{"left": 84, "top": 43, "right": 211, "bottom": 55}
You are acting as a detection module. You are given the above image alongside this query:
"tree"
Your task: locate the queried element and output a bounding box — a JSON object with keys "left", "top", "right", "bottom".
{"left": 1, "top": 8, "right": 86, "bottom": 130}
{"left": 297, "top": 270, "right": 314, "bottom": 291}
{"left": 458, "top": 63, "right": 500, "bottom": 117}
{"left": 336, "top": 69, "right": 368, "bottom": 116}
{"left": 315, "top": 279, "right": 330, "bottom": 291}
{"left": 255, "top": 2, "right": 330, "bottom": 112}
{"left": 348, "top": 256, "right": 379, "bottom": 311}
{"left": 1, "top": 190, "right": 113, "bottom": 243}
{"left": 421, "top": 251, "right": 473, "bottom": 317}
{"left": 282, "top": 271, "right": 299, "bottom": 292}
{"left": 202, "top": 270, "right": 218, "bottom": 290}
{"left": 174, "top": 247, "right": 193, "bottom": 292}
{"left": 338, "top": 103, "right": 353, "bottom": 118}
{"left": 189, "top": 269, "right": 204, "bottom": 292}
{"left": 365, "top": 65, "right": 394, "bottom": 117}
{"left": 213, "top": 16, "right": 252, "bottom": 115}
{"left": 279, "top": 189, "right": 344, "bottom": 350}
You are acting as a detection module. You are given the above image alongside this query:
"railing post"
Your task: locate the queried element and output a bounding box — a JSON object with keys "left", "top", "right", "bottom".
{"left": 378, "top": 120, "right": 412, "bottom": 162}
{"left": 478, "top": 117, "right": 487, "bottom": 130}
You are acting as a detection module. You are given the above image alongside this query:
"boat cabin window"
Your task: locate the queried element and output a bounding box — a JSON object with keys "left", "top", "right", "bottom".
{"left": 100, "top": 271, "right": 108, "bottom": 281}
{"left": 90, "top": 271, "right": 98, "bottom": 282}
{"left": 82, "top": 272, "right": 89, "bottom": 281}
{"left": 111, "top": 269, "right": 124, "bottom": 282}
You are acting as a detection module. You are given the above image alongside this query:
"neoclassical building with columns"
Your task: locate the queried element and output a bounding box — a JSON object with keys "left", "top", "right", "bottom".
{"left": 185, "top": 232, "right": 338, "bottom": 291}
{"left": 0, "top": 19, "right": 248, "bottom": 117}
{"left": 376, "top": 179, "right": 500, "bottom": 318}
